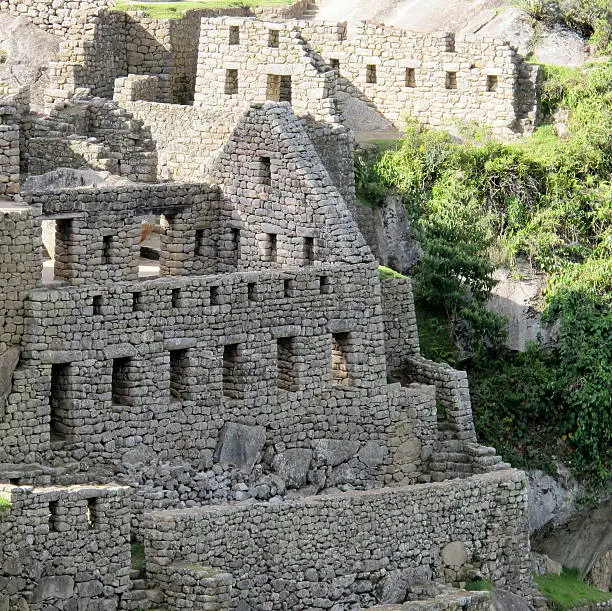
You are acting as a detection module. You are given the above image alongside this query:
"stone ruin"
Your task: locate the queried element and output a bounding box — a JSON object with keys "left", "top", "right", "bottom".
{"left": 0, "top": 1, "right": 540, "bottom": 609}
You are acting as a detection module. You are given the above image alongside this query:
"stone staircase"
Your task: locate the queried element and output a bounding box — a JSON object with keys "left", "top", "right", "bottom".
{"left": 301, "top": 1, "right": 320, "bottom": 20}
{"left": 121, "top": 567, "right": 166, "bottom": 611}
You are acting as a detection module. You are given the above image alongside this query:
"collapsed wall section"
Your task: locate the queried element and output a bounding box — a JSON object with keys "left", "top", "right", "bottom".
{"left": 143, "top": 470, "right": 532, "bottom": 609}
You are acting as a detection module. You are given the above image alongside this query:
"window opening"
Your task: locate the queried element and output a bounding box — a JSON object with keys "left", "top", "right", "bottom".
{"left": 366, "top": 65, "right": 377, "bottom": 84}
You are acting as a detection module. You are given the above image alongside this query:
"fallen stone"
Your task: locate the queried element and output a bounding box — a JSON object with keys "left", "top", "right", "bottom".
{"left": 31, "top": 576, "right": 74, "bottom": 602}
{"left": 491, "top": 588, "right": 531, "bottom": 611}
{"left": 441, "top": 540, "right": 468, "bottom": 568}
{"left": 312, "top": 439, "right": 360, "bottom": 467}
{"left": 272, "top": 449, "right": 312, "bottom": 488}
{"left": 358, "top": 441, "right": 388, "bottom": 468}
{"left": 215, "top": 422, "right": 266, "bottom": 474}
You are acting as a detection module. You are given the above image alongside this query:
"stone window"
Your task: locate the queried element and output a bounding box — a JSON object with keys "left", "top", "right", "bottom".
{"left": 92, "top": 294, "right": 103, "bottom": 315}
{"left": 111, "top": 357, "right": 131, "bottom": 406}
{"left": 331, "top": 333, "right": 351, "bottom": 386}
{"left": 49, "top": 501, "right": 59, "bottom": 532}
{"left": 405, "top": 68, "right": 416, "bottom": 88}
{"left": 210, "top": 286, "right": 220, "bottom": 305}
{"left": 225, "top": 69, "right": 238, "bottom": 95}
{"left": 101, "top": 234, "right": 113, "bottom": 265}
{"left": 330, "top": 58, "right": 340, "bottom": 74}
{"left": 263, "top": 233, "right": 277, "bottom": 262}
{"left": 258, "top": 156, "right": 272, "bottom": 186}
{"left": 231, "top": 228, "right": 241, "bottom": 264}
{"left": 268, "top": 29, "right": 280, "bottom": 48}
{"left": 320, "top": 276, "right": 332, "bottom": 294}
{"left": 86, "top": 498, "right": 97, "bottom": 529}
{"left": 284, "top": 278, "right": 294, "bottom": 297}
{"left": 132, "top": 292, "right": 144, "bottom": 312}
{"left": 222, "top": 343, "right": 241, "bottom": 399}
{"left": 366, "top": 64, "right": 377, "bottom": 84}
{"left": 171, "top": 288, "right": 181, "bottom": 308}
{"left": 195, "top": 229, "right": 205, "bottom": 256}
{"left": 53, "top": 218, "right": 73, "bottom": 281}
{"left": 50, "top": 363, "right": 71, "bottom": 441}
{"left": 445, "top": 72, "right": 457, "bottom": 90}
{"left": 303, "top": 237, "right": 315, "bottom": 265}
{"left": 487, "top": 75, "right": 498, "bottom": 92}
{"left": 266, "top": 74, "right": 281, "bottom": 101}
{"left": 169, "top": 349, "right": 189, "bottom": 400}
{"left": 279, "top": 75, "right": 292, "bottom": 102}
{"left": 247, "top": 282, "right": 256, "bottom": 301}
{"left": 277, "top": 337, "right": 299, "bottom": 391}
{"left": 229, "top": 25, "right": 240, "bottom": 45}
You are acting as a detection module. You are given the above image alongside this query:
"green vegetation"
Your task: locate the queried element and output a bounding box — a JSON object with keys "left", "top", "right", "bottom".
{"left": 357, "top": 60, "right": 611, "bottom": 485}
{"left": 115, "top": 0, "right": 295, "bottom": 18}
{"left": 534, "top": 568, "right": 612, "bottom": 609}
{"left": 517, "top": 0, "right": 612, "bottom": 54}
{"left": 131, "top": 542, "right": 146, "bottom": 571}
{"left": 465, "top": 578, "right": 494, "bottom": 591}
{"left": 0, "top": 496, "right": 11, "bottom": 512}
{"left": 379, "top": 265, "right": 407, "bottom": 280}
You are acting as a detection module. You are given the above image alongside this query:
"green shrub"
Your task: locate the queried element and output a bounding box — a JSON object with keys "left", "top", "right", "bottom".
{"left": 465, "top": 578, "right": 494, "bottom": 591}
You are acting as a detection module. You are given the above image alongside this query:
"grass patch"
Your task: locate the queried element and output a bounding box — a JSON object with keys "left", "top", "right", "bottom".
{"left": 534, "top": 568, "right": 612, "bottom": 610}
{"left": 465, "top": 578, "right": 494, "bottom": 591}
{"left": 379, "top": 265, "right": 407, "bottom": 280}
{"left": 131, "top": 542, "right": 146, "bottom": 571}
{"left": 115, "top": 0, "right": 295, "bottom": 18}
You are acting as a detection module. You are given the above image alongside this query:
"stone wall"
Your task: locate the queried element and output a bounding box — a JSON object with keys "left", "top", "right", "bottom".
{"left": 143, "top": 469, "right": 532, "bottom": 609}
{"left": 0, "top": 102, "right": 20, "bottom": 198}
{"left": 0, "top": 483, "right": 131, "bottom": 610}
{"left": 195, "top": 17, "right": 539, "bottom": 139}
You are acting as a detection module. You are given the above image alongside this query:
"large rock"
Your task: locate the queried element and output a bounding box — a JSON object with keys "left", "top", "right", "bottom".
{"left": 0, "top": 347, "right": 19, "bottom": 413}
{"left": 358, "top": 441, "right": 388, "bottom": 468}
{"left": 441, "top": 541, "right": 468, "bottom": 568}
{"left": 31, "top": 576, "right": 74, "bottom": 602}
{"left": 377, "top": 567, "right": 432, "bottom": 603}
{"left": 532, "top": 552, "right": 562, "bottom": 576}
{"left": 491, "top": 588, "right": 531, "bottom": 611}
{"left": 271, "top": 449, "right": 312, "bottom": 489}
{"left": 215, "top": 422, "right": 266, "bottom": 474}
{"left": 312, "top": 439, "right": 360, "bottom": 467}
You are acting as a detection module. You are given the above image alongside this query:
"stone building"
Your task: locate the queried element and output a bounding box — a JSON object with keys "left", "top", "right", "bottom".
{"left": 0, "top": 1, "right": 540, "bottom": 609}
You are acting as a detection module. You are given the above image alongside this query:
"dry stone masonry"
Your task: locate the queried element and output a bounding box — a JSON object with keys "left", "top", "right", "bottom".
{"left": 0, "top": 0, "right": 543, "bottom": 608}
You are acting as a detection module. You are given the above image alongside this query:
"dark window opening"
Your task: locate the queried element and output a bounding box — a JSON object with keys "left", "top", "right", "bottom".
{"left": 101, "top": 235, "right": 113, "bottom": 265}
{"left": 266, "top": 74, "right": 281, "bottom": 102}
{"left": 229, "top": 25, "right": 240, "bottom": 45}
{"left": 259, "top": 156, "right": 271, "bottom": 186}
{"left": 330, "top": 58, "right": 340, "bottom": 73}
{"left": 331, "top": 333, "right": 351, "bottom": 387}
{"left": 445, "top": 72, "right": 457, "bottom": 90}
{"left": 284, "top": 278, "right": 293, "bottom": 297}
{"left": 446, "top": 34, "right": 456, "bottom": 52}
{"left": 268, "top": 29, "right": 280, "bottom": 48}
{"left": 247, "top": 282, "right": 256, "bottom": 301}
{"left": 366, "top": 64, "right": 377, "bottom": 84}
{"left": 169, "top": 349, "right": 188, "bottom": 401}
{"left": 92, "top": 295, "right": 103, "bottom": 315}
{"left": 86, "top": 498, "right": 97, "bottom": 530}
{"left": 487, "top": 74, "right": 498, "bottom": 92}
{"left": 405, "top": 68, "right": 416, "bottom": 87}
{"left": 112, "top": 357, "right": 131, "bottom": 406}
{"left": 132, "top": 292, "right": 144, "bottom": 312}
{"left": 210, "top": 286, "right": 220, "bottom": 306}
{"left": 9, "top": 478, "right": 20, "bottom": 485}
{"left": 171, "top": 288, "right": 181, "bottom": 308}
{"left": 320, "top": 276, "right": 331, "bottom": 294}
{"left": 231, "top": 228, "right": 241, "bottom": 263}
{"left": 53, "top": 219, "right": 73, "bottom": 281}
{"left": 222, "top": 344, "right": 241, "bottom": 399}
{"left": 279, "top": 75, "right": 292, "bottom": 102}
{"left": 195, "top": 229, "right": 205, "bottom": 256}
{"left": 277, "top": 337, "right": 298, "bottom": 391}
{"left": 303, "top": 237, "right": 315, "bottom": 265}
{"left": 50, "top": 363, "right": 70, "bottom": 441}
{"left": 264, "top": 233, "right": 277, "bottom": 262}
{"left": 225, "top": 69, "right": 238, "bottom": 95}
{"left": 49, "top": 501, "right": 59, "bottom": 532}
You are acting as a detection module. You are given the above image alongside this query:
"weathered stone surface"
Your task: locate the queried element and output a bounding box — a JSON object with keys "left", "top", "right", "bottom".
{"left": 531, "top": 552, "right": 562, "bottom": 576}
{"left": 441, "top": 541, "right": 468, "bottom": 568}
{"left": 312, "top": 439, "right": 360, "bottom": 467}
{"left": 0, "top": 347, "right": 19, "bottom": 412}
{"left": 215, "top": 423, "right": 266, "bottom": 473}
{"left": 358, "top": 441, "right": 388, "bottom": 468}
{"left": 491, "top": 588, "right": 531, "bottom": 611}
{"left": 394, "top": 438, "right": 422, "bottom": 465}
{"left": 31, "top": 576, "right": 74, "bottom": 602}
{"left": 272, "top": 449, "right": 312, "bottom": 489}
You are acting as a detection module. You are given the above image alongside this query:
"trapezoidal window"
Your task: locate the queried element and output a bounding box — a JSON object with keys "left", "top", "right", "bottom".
{"left": 195, "top": 228, "right": 206, "bottom": 256}
{"left": 445, "top": 71, "right": 457, "bottom": 90}
{"left": 405, "top": 68, "right": 416, "bottom": 88}
{"left": 101, "top": 234, "right": 113, "bottom": 265}
{"left": 331, "top": 333, "right": 351, "bottom": 387}
{"left": 53, "top": 218, "right": 73, "bottom": 281}
{"left": 50, "top": 363, "right": 71, "bottom": 441}
{"left": 247, "top": 282, "right": 256, "bottom": 301}
{"left": 230, "top": 228, "right": 241, "bottom": 264}
{"left": 48, "top": 501, "right": 59, "bottom": 532}
{"left": 330, "top": 58, "right": 340, "bottom": 74}
{"left": 171, "top": 288, "right": 182, "bottom": 308}
{"left": 279, "top": 75, "right": 292, "bottom": 102}
{"left": 258, "top": 156, "right": 271, "bottom": 186}
{"left": 92, "top": 295, "right": 103, "bottom": 316}
{"left": 169, "top": 349, "right": 189, "bottom": 401}
{"left": 277, "top": 337, "right": 299, "bottom": 391}
{"left": 303, "top": 237, "right": 315, "bottom": 265}
{"left": 268, "top": 29, "right": 280, "bottom": 48}
{"left": 366, "top": 64, "right": 377, "bottom": 84}
{"left": 263, "top": 233, "right": 277, "bottom": 262}
{"left": 266, "top": 74, "right": 281, "bottom": 101}
{"left": 85, "top": 498, "right": 97, "bottom": 530}
{"left": 111, "top": 357, "right": 132, "bottom": 406}
{"left": 222, "top": 343, "right": 242, "bottom": 399}
{"left": 486, "top": 74, "right": 498, "bottom": 92}
{"left": 225, "top": 69, "right": 238, "bottom": 95}
{"left": 229, "top": 25, "right": 240, "bottom": 45}
{"left": 210, "top": 285, "right": 220, "bottom": 305}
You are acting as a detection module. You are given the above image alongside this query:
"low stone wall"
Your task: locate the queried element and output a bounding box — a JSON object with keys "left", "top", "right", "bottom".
{"left": 143, "top": 469, "right": 532, "bottom": 609}
{"left": 0, "top": 483, "right": 131, "bottom": 611}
